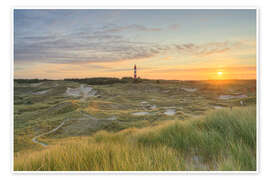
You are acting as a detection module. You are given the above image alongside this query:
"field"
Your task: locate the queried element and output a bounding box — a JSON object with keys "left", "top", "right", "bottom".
{"left": 13, "top": 78, "right": 257, "bottom": 171}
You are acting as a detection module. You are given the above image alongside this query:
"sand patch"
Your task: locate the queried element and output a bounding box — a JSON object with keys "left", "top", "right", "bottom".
{"left": 182, "top": 87, "right": 197, "bottom": 92}
{"left": 164, "top": 109, "right": 176, "bottom": 116}
{"left": 66, "top": 84, "right": 97, "bottom": 99}
{"left": 107, "top": 116, "right": 117, "bottom": 121}
{"left": 66, "top": 87, "right": 81, "bottom": 97}
{"left": 163, "top": 90, "right": 170, "bottom": 93}
{"left": 52, "top": 83, "right": 58, "bottom": 87}
{"left": 219, "top": 94, "right": 247, "bottom": 100}
{"left": 214, "top": 106, "right": 224, "bottom": 109}
{"left": 150, "top": 105, "right": 157, "bottom": 110}
{"left": 140, "top": 101, "right": 157, "bottom": 111}
{"left": 30, "top": 82, "right": 43, "bottom": 87}
{"left": 132, "top": 112, "right": 150, "bottom": 116}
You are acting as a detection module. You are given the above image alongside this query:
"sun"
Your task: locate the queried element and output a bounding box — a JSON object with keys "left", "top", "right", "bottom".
{"left": 217, "top": 72, "right": 223, "bottom": 75}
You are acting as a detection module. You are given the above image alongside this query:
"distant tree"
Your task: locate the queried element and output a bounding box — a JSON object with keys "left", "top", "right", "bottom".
{"left": 121, "top": 77, "right": 133, "bottom": 83}
{"left": 133, "top": 77, "right": 142, "bottom": 83}
{"left": 14, "top": 79, "right": 50, "bottom": 83}
{"left": 64, "top": 77, "right": 128, "bottom": 85}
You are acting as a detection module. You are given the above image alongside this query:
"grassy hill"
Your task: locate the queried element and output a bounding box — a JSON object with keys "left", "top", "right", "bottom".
{"left": 14, "top": 106, "right": 256, "bottom": 171}
{"left": 13, "top": 79, "right": 256, "bottom": 152}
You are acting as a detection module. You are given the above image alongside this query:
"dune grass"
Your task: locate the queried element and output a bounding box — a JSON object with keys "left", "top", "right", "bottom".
{"left": 14, "top": 106, "right": 256, "bottom": 171}
{"left": 136, "top": 106, "right": 256, "bottom": 170}
{"left": 14, "top": 80, "right": 256, "bottom": 153}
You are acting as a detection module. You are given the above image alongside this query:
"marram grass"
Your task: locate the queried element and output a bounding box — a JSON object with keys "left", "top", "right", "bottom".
{"left": 14, "top": 106, "right": 256, "bottom": 171}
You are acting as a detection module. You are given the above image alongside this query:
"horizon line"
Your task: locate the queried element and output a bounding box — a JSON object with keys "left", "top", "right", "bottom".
{"left": 13, "top": 77, "right": 257, "bottom": 81}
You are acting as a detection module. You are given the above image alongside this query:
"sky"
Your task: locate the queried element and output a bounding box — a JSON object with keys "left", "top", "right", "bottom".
{"left": 14, "top": 9, "right": 256, "bottom": 80}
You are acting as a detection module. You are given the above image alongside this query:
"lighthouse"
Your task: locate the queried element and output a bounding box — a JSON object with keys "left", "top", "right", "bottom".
{"left": 134, "top": 64, "right": 137, "bottom": 80}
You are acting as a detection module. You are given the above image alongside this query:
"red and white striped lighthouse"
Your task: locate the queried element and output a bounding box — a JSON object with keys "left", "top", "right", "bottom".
{"left": 134, "top": 64, "right": 137, "bottom": 80}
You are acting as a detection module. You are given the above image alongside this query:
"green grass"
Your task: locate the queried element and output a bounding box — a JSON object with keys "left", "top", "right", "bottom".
{"left": 136, "top": 106, "right": 256, "bottom": 170}
{"left": 14, "top": 106, "right": 256, "bottom": 171}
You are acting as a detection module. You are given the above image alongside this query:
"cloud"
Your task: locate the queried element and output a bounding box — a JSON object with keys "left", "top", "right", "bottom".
{"left": 14, "top": 31, "right": 250, "bottom": 65}
{"left": 174, "top": 41, "right": 244, "bottom": 57}
{"left": 14, "top": 21, "right": 172, "bottom": 64}
{"left": 14, "top": 13, "right": 253, "bottom": 65}
{"left": 147, "top": 66, "right": 256, "bottom": 73}
{"left": 103, "top": 24, "right": 162, "bottom": 33}
{"left": 104, "top": 67, "right": 152, "bottom": 72}
{"left": 14, "top": 32, "right": 165, "bottom": 64}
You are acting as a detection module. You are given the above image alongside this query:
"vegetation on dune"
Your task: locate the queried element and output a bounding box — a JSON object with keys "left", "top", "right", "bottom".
{"left": 136, "top": 106, "right": 256, "bottom": 170}
{"left": 14, "top": 106, "right": 256, "bottom": 171}
{"left": 64, "top": 77, "right": 136, "bottom": 85}
{"left": 13, "top": 79, "right": 257, "bottom": 170}
{"left": 13, "top": 79, "right": 256, "bottom": 153}
{"left": 14, "top": 79, "right": 51, "bottom": 84}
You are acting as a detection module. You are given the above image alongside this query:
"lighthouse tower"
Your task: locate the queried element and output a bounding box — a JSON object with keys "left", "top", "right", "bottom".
{"left": 134, "top": 64, "right": 137, "bottom": 80}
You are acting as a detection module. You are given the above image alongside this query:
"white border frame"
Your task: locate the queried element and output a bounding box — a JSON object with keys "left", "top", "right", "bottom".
{"left": 10, "top": 7, "right": 260, "bottom": 175}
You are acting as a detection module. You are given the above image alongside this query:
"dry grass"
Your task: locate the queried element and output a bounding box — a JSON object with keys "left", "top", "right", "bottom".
{"left": 14, "top": 106, "right": 256, "bottom": 171}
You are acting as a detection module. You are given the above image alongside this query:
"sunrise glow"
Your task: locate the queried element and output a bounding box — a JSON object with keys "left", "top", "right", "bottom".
{"left": 218, "top": 72, "right": 223, "bottom": 75}
{"left": 14, "top": 9, "right": 256, "bottom": 80}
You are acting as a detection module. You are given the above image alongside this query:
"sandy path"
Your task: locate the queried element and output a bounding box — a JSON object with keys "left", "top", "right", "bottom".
{"left": 32, "top": 120, "right": 67, "bottom": 147}
{"left": 32, "top": 111, "right": 113, "bottom": 147}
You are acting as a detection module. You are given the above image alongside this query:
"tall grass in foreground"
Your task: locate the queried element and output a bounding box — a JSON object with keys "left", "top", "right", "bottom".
{"left": 14, "top": 106, "right": 256, "bottom": 171}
